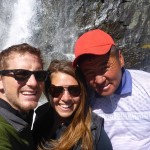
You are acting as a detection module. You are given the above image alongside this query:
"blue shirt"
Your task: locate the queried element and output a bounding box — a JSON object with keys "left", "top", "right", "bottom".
{"left": 90, "top": 69, "right": 150, "bottom": 150}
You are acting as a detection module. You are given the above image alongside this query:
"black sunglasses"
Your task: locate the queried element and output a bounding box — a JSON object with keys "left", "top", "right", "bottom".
{"left": 50, "top": 84, "right": 81, "bottom": 98}
{"left": 0, "top": 69, "right": 49, "bottom": 82}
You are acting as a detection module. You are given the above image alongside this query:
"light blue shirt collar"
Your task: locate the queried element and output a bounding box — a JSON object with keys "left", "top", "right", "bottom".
{"left": 115, "top": 68, "right": 132, "bottom": 95}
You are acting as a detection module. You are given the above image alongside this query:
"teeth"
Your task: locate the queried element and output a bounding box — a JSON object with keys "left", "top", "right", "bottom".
{"left": 60, "top": 104, "right": 72, "bottom": 108}
{"left": 103, "top": 84, "right": 110, "bottom": 89}
{"left": 22, "top": 91, "right": 36, "bottom": 95}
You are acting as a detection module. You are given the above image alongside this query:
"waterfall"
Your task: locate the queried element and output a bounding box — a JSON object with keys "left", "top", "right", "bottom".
{"left": 0, "top": 0, "right": 149, "bottom": 72}
{"left": 4, "top": 0, "right": 36, "bottom": 49}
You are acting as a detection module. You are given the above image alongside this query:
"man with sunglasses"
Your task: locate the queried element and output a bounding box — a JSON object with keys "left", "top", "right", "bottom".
{"left": 0, "top": 43, "right": 49, "bottom": 150}
{"left": 73, "top": 29, "right": 150, "bottom": 150}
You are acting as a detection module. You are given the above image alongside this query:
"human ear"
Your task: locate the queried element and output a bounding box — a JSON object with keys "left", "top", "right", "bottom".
{"left": 0, "top": 76, "right": 4, "bottom": 91}
{"left": 119, "top": 51, "right": 125, "bottom": 67}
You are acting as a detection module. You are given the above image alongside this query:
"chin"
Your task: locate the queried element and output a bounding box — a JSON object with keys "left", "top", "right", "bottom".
{"left": 102, "top": 92, "right": 114, "bottom": 96}
{"left": 23, "top": 103, "right": 38, "bottom": 112}
{"left": 59, "top": 113, "right": 73, "bottom": 118}
{"left": 96, "top": 88, "right": 115, "bottom": 96}
{"left": 96, "top": 91, "right": 113, "bottom": 97}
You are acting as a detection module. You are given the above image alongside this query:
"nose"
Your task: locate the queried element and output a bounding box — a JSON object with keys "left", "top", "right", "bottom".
{"left": 61, "top": 90, "right": 71, "bottom": 101}
{"left": 26, "top": 74, "right": 38, "bottom": 87}
{"left": 94, "top": 75, "right": 105, "bottom": 84}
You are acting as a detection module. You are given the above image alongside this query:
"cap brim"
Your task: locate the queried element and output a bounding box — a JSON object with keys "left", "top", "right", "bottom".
{"left": 73, "top": 44, "right": 111, "bottom": 67}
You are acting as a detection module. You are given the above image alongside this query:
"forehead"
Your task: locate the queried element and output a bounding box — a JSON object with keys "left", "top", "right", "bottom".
{"left": 6, "top": 52, "right": 43, "bottom": 69}
{"left": 79, "top": 54, "right": 110, "bottom": 66}
{"left": 51, "top": 72, "right": 78, "bottom": 85}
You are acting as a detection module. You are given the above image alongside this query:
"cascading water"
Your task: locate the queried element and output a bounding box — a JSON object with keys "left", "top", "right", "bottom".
{"left": 3, "top": 0, "right": 36, "bottom": 49}
{"left": 0, "top": 0, "right": 149, "bottom": 72}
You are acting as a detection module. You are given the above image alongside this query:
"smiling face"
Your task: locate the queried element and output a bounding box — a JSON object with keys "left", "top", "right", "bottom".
{"left": 50, "top": 72, "right": 81, "bottom": 119}
{"left": 80, "top": 51, "right": 124, "bottom": 96}
{"left": 0, "top": 52, "right": 44, "bottom": 113}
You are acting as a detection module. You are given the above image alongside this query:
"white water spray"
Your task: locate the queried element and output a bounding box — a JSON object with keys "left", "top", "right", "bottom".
{"left": 4, "top": 0, "right": 36, "bottom": 49}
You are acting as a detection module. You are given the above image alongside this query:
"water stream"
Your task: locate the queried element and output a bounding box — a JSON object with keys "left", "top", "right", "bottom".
{"left": 0, "top": 0, "right": 149, "bottom": 72}
{"left": 4, "top": 0, "right": 36, "bottom": 49}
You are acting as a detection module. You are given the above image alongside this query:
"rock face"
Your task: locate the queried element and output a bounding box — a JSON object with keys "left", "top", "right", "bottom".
{"left": 0, "top": 0, "right": 150, "bottom": 71}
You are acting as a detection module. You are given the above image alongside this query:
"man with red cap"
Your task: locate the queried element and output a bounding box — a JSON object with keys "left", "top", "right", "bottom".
{"left": 73, "top": 29, "right": 150, "bottom": 150}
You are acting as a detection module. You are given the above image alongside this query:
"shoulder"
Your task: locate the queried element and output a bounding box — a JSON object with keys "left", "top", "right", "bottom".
{"left": 0, "top": 116, "right": 20, "bottom": 149}
{"left": 128, "top": 69, "right": 150, "bottom": 79}
{"left": 0, "top": 115, "right": 33, "bottom": 150}
{"left": 91, "top": 113, "right": 113, "bottom": 150}
{"left": 0, "top": 116, "right": 10, "bottom": 137}
{"left": 33, "top": 102, "right": 52, "bottom": 128}
{"left": 32, "top": 102, "right": 53, "bottom": 145}
{"left": 91, "top": 112, "right": 104, "bottom": 127}
{"left": 35, "top": 102, "right": 50, "bottom": 116}
{"left": 127, "top": 69, "right": 150, "bottom": 91}
{"left": 0, "top": 115, "right": 16, "bottom": 133}
{"left": 96, "top": 126, "right": 113, "bottom": 150}
{"left": 91, "top": 112, "right": 104, "bottom": 141}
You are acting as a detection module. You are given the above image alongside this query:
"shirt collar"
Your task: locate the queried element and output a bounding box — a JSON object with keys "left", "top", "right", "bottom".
{"left": 0, "top": 98, "right": 17, "bottom": 114}
{"left": 0, "top": 98, "right": 33, "bottom": 124}
{"left": 115, "top": 68, "right": 132, "bottom": 95}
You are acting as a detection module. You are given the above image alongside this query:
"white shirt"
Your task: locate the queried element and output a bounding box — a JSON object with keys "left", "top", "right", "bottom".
{"left": 91, "top": 69, "right": 150, "bottom": 150}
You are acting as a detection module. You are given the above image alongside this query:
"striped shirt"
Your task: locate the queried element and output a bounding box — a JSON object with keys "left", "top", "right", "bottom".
{"left": 90, "top": 69, "right": 150, "bottom": 150}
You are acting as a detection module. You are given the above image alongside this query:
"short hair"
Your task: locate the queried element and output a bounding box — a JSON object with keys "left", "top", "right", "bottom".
{"left": 0, "top": 43, "right": 44, "bottom": 70}
{"left": 110, "top": 45, "right": 120, "bottom": 58}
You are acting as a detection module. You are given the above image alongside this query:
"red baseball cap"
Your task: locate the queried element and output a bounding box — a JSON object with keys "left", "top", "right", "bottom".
{"left": 73, "top": 29, "right": 115, "bottom": 67}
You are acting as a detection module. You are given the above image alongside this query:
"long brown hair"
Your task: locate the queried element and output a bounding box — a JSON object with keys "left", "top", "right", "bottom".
{"left": 41, "top": 60, "right": 93, "bottom": 150}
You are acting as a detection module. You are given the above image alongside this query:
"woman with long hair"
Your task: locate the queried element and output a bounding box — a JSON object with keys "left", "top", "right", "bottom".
{"left": 32, "top": 60, "right": 112, "bottom": 150}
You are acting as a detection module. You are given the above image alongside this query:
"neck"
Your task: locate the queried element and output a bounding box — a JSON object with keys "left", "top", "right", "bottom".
{"left": 53, "top": 112, "right": 67, "bottom": 127}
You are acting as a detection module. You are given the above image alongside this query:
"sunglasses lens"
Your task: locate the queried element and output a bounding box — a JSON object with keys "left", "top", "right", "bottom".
{"left": 68, "top": 86, "right": 80, "bottom": 97}
{"left": 34, "top": 71, "right": 48, "bottom": 81}
{"left": 14, "top": 70, "right": 48, "bottom": 82}
{"left": 50, "top": 86, "right": 64, "bottom": 97}
{"left": 50, "top": 85, "right": 80, "bottom": 98}
{"left": 0, "top": 69, "right": 48, "bottom": 82}
{"left": 14, "top": 70, "right": 30, "bottom": 81}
